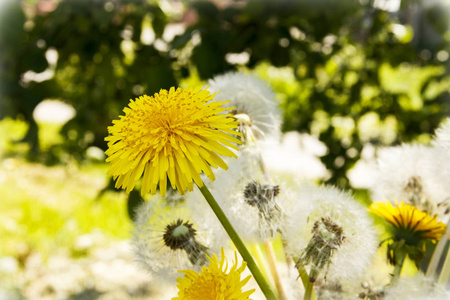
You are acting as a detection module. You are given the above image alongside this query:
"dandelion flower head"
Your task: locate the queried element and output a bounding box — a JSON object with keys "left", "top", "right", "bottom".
{"left": 208, "top": 71, "right": 281, "bottom": 144}
{"left": 105, "top": 86, "right": 241, "bottom": 197}
{"left": 173, "top": 248, "right": 255, "bottom": 300}
{"left": 369, "top": 201, "right": 446, "bottom": 243}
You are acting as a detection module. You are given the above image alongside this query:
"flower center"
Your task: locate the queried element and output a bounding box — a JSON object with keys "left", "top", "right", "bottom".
{"left": 163, "top": 219, "right": 196, "bottom": 251}
{"left": 234, "top": 113, "right": 253, "bottom": 128}
{"left": 162, "top": 219, "right": 210, "bottom": 266}
{"left": 231, "top": 109, "right": 257, "bottom": 143}
{"left": 172, "top": 225, "right": 189, "bottom": 237}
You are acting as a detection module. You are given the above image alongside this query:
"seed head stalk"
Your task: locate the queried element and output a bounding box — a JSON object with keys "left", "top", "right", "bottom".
{"left": 428, "top": 218, "right": 450, "bottom": 279}
{"left": 255, "top": 152, "right": 289, "bottom": 300}
{"left": 295, "top": 260, "right": 317, "bottom": 300}
{"left": 198, "top": 184, "right": 278, "bottom": 300}
{"left": 258, "top": 150, "right": 314, "bottom": 300}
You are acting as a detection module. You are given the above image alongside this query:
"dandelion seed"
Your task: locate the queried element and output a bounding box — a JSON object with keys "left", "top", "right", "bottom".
{"left": 105, "top": 86, "right": 241, "bottom": 197}
{"left": 208, "top": 71, "right": 281, "bottom": 144}
{"left": 173, "top": 248, "right": 255, "bottom": 300}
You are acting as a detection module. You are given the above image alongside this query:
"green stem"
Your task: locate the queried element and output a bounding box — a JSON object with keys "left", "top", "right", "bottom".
{"left": 304, "top": 280, "right": 315, "bottom": 300}
{"left": 295, "top": 260, "right": 317, "bottom": 300}
{"left": 199, "top": 184, "right": 278, "bottom": 300}
{"left": 391, "top": 240, "right": 406, "bottom": 283}
{"left": 250, "top": 243, "right": 274, "bottom": 287}
{"left": 264, "top": 241, "right": 288, "bottom": 300}
{"left": 427, "top": 218, "right": 450, "bottom": 279}
{"left": 437, "top": 240, "right": 450, "bottom": 285}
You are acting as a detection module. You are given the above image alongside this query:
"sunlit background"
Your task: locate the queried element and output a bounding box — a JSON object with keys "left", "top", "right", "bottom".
{"left": 0, "top": 0, "right": 449, "bottom": 299}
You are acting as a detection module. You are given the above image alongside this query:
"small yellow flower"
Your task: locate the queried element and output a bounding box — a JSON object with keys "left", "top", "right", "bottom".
{"left": 105, "top": 86, "right": 241, "bottom": 197}
{"left": 369, "top": 201, "right": 446, "bottom": 242}
{"left": 173, "top": 248, "right": 255, "bottom": 300}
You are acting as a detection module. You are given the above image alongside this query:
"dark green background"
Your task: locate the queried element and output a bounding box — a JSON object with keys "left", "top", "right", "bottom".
{"left": 1, "top": 0, "right": 449, "bottom": 189}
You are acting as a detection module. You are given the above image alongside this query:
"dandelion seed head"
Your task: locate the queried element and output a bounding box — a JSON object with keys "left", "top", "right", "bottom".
{"left": 208, "top": 71, "right": 282, "bottom": 144}
{"left": 371, "top": 144, "right": 450, "bottom": 218}
{"left": 282, "top": 183, "right": 378, "bottom": 282}
{"left": 132, "top": 197, "right": 215, "bottom": 280}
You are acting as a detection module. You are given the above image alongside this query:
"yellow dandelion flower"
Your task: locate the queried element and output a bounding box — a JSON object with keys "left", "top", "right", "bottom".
{"left": 173, "top": 248, "right": 255, "bottom": 300}
{"left": 369, "top": 201, "right": 446, "bottom": 242}
{"left": 105, "top": 86, "right": 242, "bottom": 197}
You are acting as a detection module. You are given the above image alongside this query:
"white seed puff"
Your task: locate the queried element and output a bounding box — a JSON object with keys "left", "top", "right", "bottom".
{"left": 282, "top": 182, "right": 378, "bottom": 282}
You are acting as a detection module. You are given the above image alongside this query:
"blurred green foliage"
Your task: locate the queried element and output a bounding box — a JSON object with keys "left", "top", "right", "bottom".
{"left": 1, "top": 0, "right": 449, "bottom": 188}
{"left": 0, "top": 157, "right": 131, "bottom": 258}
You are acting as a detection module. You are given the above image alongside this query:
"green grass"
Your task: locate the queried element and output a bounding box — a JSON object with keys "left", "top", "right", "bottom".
{"left": 0, "top": 118, "right": 132, "bottom": 259}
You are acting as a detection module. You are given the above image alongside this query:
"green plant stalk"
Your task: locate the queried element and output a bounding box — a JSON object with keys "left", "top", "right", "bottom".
{"left": 437, "top": 240, "right": 450, "bottom": 285}
{"left": 296, "top": 260, "right": 317, "bottom": 300}
{"left": 304, "top": 279, "right": 315, "bottom": 300}
{"left": 199, "top": 184, "right": 278, "bottom": 300}
{"left": 264, "top": 241, "right": 288, "bottom": 300}
{"left": 427, "top": 218, "right": 450, "bottom": 278}
{"left": 257, "top": 147, "right": 288, "bottom": 299}
{"left": 250, "top": 243, "right": 274, "bottom": 287}
{"left": 391, "top": 239, "right": 406, "bottom": 283}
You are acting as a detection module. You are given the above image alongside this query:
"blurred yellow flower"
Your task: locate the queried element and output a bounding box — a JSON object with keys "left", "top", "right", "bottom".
{"left": 105, "top": 86, "right": 241, "bottom": 197}
{"left": 173, "top": 248, "right": 255, "bottom": 300}
{"left": 369, "top": 201, "right": 446, "bottom": 242}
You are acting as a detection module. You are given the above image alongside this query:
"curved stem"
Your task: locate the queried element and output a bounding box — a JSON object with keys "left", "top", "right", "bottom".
{"left": 199, "top": 184, "right": 278, "bottom": 300}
